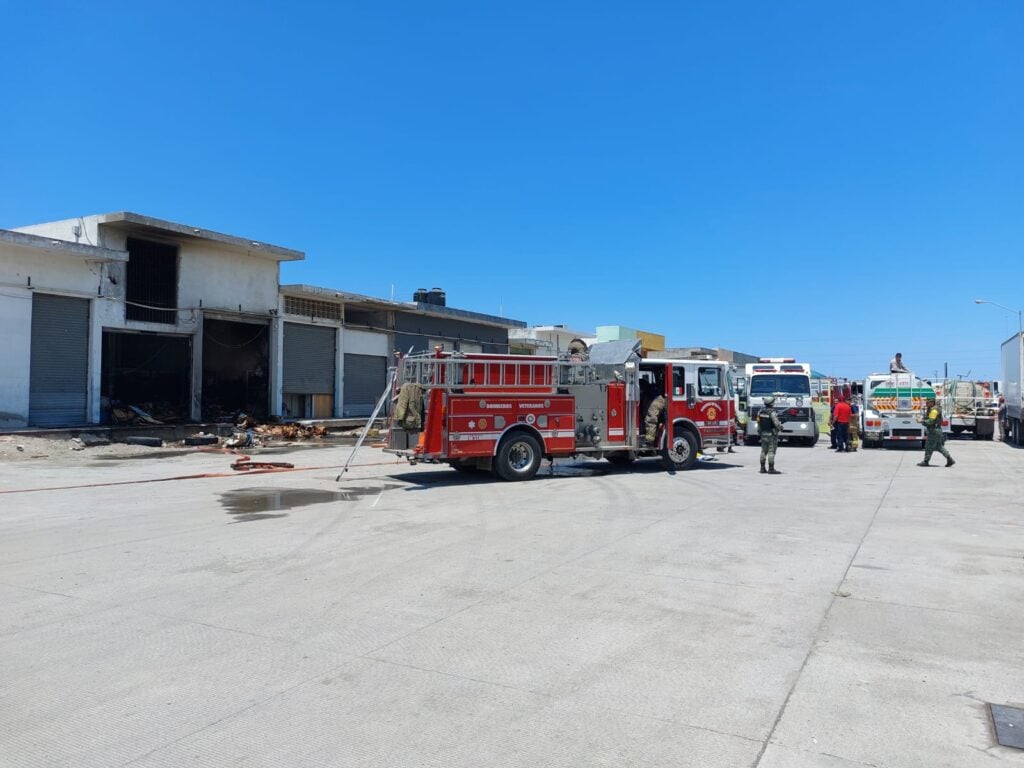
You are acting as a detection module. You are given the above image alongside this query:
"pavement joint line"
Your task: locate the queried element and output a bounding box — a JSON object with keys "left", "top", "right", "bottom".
{"left": 750, "top": 453, "right": 905, "bottom": 768}
{"left": 563, "top": 562, "right": 835, "bottom": 598}
{"left": 0, "top": 580, "right": 298, "bottom": 644}
{"left": 116, "top": 658, "right": 362, "bottom": 768}
{"left": 0, "top": 523, "right": 232, "bottom": 567}
{"left": 359, "top": 498, "right": 706, "bottom": 659}
{"left": 361, "top": 655, "right": 556, "bottom": 698}
{"left": 577, "top": 701, "right": 764, "bottom": 746}
{"left": 366, "top": 655, "right": 765, "bottom": 747}
{"left": 842, "top": 594, "right": 1018, "bottom": 622}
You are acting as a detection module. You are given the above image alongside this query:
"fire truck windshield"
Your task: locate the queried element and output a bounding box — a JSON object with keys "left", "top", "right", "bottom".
{"left": 750, "top": 374, "right": 810, "bottom": 396}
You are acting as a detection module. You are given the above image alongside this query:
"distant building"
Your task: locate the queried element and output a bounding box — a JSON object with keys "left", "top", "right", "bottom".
{"left": 508, "top": 325, "right": 591, "bottom": 355}
{"left": 595, "top": 325, "right": 665, "bottom": 357}
{"left": 661, "top": 347, "right": 760, "bottom": 365}
{"left": 279, "top": 285, "right": 524, "bottom": 418}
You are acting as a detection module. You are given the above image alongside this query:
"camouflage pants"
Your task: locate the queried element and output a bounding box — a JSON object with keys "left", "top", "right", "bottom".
{"left": 923, "top": 429, "right": 951, "bottom": 463}
{"left": 645, "top": 397, "right": 666, "bottom": 443}
{"left": 760, "top": 433, "right": 779, "bottom": 466}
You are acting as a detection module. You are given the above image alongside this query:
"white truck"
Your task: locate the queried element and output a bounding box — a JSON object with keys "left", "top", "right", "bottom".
{"left": 743, "top": 359, "right": 818, "bottom": 446}
{"left": 943, "top": 379, "right": 996, "bottom": 440}
{"left": 860, "top": 371, "right": 945, "bottom": 449}
{"left": 1000, "top": 332, "right": 1024, "bottom": 445}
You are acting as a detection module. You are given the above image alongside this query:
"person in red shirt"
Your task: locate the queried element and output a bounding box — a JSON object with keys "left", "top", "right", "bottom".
{"left": 832, "top": 397, "right": 853, "bottom": 452}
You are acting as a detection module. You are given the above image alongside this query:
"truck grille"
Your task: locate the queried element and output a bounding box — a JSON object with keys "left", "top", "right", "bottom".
{"left": 752, "top": 406, "right": 811, "bottom": 423}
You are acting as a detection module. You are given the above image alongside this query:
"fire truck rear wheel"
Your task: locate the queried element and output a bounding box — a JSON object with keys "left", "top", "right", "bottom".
{"left": 495, "top": 433, "right": 542, "bottom": 481}
{"left": 662, "top": 430, "right": 698, "bottom": 471}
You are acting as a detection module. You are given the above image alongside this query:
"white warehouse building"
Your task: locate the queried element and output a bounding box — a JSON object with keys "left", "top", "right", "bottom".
{"left": 2, "top": 212, "right": 303, "bottom": 428}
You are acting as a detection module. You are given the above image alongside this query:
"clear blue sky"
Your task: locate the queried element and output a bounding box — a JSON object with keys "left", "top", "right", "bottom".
{"left": 3, "top": 2, "right": 1021, "bottom": 380}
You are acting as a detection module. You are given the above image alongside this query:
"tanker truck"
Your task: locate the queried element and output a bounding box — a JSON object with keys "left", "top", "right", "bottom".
{"left": 860, "top": 371, "right": 947, "bottom": 449}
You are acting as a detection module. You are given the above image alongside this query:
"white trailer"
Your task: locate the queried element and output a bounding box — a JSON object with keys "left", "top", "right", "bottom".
{"left": 1000, "top": 333, "right": 1024, "bottom": 445}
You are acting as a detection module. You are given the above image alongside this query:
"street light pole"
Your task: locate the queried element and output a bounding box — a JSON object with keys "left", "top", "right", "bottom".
{"left": 974, "top": 298, "right": 1023, "bottom": 337}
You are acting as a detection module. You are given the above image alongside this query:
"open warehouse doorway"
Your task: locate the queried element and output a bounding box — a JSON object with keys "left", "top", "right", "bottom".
{"left": 101, "top": 330, "right": 191, "bottom": 424}
{"left": 202, "top": 317, "right": 269, "bottom": 421}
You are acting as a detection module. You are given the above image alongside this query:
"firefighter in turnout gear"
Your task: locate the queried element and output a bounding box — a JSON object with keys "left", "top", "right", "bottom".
{"left": 644, "top": 392, "right": 667, "bottom": 446}
{"left": 758, "top": 396, "right": 784, "bottom": 474}
{"left": 918, "top": 396, "right": 955, "bottom": 467}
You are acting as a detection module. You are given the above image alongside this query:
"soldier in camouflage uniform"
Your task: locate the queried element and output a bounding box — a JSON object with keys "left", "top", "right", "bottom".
{"left": 758, "top": 395, "right": 784, "bottom": 474}
{"left": 918, "top": 396, "right": 955, "bottom": 467}
{"left": 644, "top": 393, "right": 667, "bottom": 446}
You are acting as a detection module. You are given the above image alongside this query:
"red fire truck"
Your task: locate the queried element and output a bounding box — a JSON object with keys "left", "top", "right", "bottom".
{"left": 385, "top": 340, "right": 734, "bottom": 481}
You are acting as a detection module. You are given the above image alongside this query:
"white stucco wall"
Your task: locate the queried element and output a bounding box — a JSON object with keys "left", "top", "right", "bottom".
{"left": 0, "top": 287, "right": 32, "bottom": 428}
{"left": 14, "top": 217, "right": 102, "bottom": 248}
{"left": 0, "top": 236, "right": 125, "bottom": 427}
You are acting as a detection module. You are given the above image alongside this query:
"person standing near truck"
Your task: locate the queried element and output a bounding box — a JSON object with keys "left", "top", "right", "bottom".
{"left": 918, "top": 396, "right": 955, "bottom": 467}
{"left": 832, "top": 396, "right": 852, "bottom": 452}
{"left": 890, "top": 352, "right": 909, "bottom": 373}
{"left": 757, "top": 396, "right": 784, "bottom": 474}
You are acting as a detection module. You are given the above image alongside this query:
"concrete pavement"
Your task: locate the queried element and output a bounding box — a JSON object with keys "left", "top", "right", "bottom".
{"left": 1, "top": 437, "right": 1022, "bottom": 767}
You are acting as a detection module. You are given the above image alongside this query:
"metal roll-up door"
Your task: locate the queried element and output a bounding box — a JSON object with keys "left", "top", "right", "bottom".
{"left": 30, "top": 293, "right": 90, "bottom": 426}
{"left": 343, "top": 353, "right": 387, "bottom": 417}
{"left": 283, "top": 323, "right": 336, "bottom": 394}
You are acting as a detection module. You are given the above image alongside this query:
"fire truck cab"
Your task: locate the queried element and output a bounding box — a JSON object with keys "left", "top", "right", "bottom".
{"left": 385, "top": 340, "right": 734, "bottom": 481}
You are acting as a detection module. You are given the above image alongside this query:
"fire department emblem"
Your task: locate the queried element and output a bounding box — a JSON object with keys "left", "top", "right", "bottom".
{"left": 478, "top": 418, "right": 487, "bottom": 430}
{"left": 706, "top": 406, "right": 718, "bottom": 421}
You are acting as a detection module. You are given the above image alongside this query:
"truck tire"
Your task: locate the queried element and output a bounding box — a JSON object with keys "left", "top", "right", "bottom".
{"left": 746, "top": 434, "right": 760, "bottom": 446}
{"left": 495, "top": 433, "right": 542, "bottom": 481}
{"left": 662, "top": 430, "right": 698, "bottom": 472}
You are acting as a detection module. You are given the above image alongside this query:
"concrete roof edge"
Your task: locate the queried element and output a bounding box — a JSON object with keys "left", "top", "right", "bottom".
{"left": 0, "top": 229, "right": 128, "bottom": 262}
{"left": 279, "top": 284, "right": 526, "bottom": 328}
{"left": 97, "top": 212, "right": 304, "bottom": 261}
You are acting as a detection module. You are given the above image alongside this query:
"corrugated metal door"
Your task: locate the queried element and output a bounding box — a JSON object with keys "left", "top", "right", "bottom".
{"left": 343, "top": 353, "right": 386, "bottom": 417}
{"left": 283, "top": 323, "right": 336, "bottom": 394}
{"left": 30, "top": 293, "right": 90, "bottom": 426}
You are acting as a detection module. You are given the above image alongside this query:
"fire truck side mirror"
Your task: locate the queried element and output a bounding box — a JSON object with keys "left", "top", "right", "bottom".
{"left": 686, "top": 383, "right": 696, "bottom": 407}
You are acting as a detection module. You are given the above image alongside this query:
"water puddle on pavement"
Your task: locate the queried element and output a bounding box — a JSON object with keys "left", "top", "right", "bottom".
{"left": 220, "top": 484, "right": 401, "bottom": 522}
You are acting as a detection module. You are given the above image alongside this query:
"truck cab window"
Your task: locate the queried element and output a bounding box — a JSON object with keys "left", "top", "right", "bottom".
{"left": 672, "top": 367, "right": 686, "bottom": 399}
{"left": 698, "top": 367, "right": 721, "bottom": 397}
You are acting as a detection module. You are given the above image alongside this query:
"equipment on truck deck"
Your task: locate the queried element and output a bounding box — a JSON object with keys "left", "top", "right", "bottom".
{"left": 941, "top": 379, "right": 996, "bottom": 440}
{"left": 384, "top": 340, "right": 734, "bottom": 481}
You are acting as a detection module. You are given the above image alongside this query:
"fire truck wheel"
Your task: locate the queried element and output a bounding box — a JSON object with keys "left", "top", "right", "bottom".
{"left": 662, "top": 431, "right": 698, "bottom": 472}
{"left": 495, "top": 433, "right": 542, "bottom": 481}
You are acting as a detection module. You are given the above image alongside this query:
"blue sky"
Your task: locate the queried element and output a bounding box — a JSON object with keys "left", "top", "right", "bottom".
{"left": 2, "top": 2, "right": 1021, "bottom": 380}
